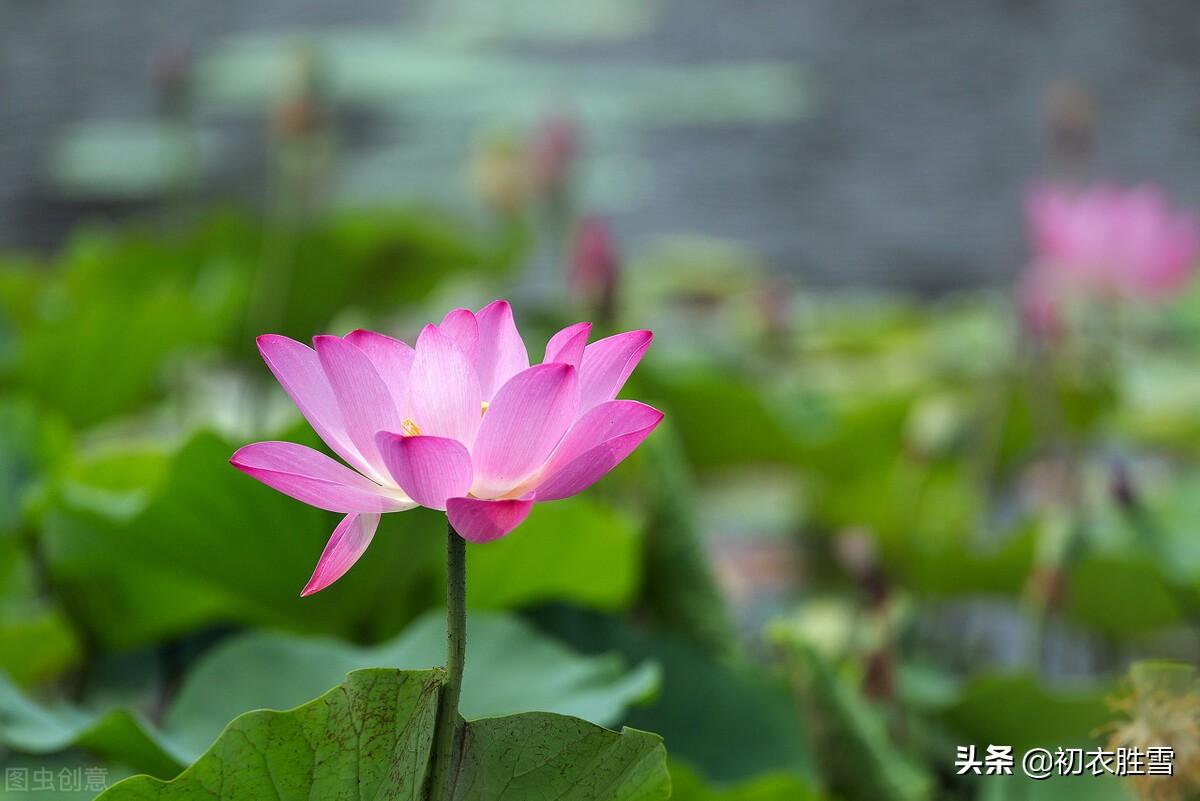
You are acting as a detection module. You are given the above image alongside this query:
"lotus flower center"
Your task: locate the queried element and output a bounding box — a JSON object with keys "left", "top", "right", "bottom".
{"left": 400, "top": 418, "right": 422, "bottom": 437}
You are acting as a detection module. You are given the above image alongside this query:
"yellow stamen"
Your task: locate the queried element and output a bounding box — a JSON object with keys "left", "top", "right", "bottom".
{"left": 401, "top": 418, "right": 422, "bottom": 437}
{"left": 481, "top": 400, "right": 490, "bottom": 415}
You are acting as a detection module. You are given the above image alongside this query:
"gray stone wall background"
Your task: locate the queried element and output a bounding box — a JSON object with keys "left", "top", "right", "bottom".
{"left": 2, "top": 0, "right": 1199, "bottom": 290}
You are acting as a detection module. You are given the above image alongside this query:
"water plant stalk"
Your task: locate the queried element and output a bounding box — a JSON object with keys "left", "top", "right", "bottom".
{"left": 430, "top": 522, "right": 467, "bottom": 801}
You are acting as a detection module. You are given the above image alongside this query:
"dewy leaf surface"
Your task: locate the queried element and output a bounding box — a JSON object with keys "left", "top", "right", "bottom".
{"left": 97, "top": 669, "right": 670, "bottom": 801}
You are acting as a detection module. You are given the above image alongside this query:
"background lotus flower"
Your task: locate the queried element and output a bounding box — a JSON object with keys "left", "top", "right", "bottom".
{"left": 1024, "top": 181, "right": 1200, "bottom": 302}
{"left": 1016, "top": 264, "right": 1064, "bottom": 342}
{"left": 570, "top": 216, "right": 620, "bottom": 322}
{"left": 231, "top": 300, "right": 661, "bottom": 595}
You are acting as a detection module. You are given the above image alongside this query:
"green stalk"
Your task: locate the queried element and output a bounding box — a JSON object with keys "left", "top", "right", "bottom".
{"left": 430, "top": 522, "right": 466, "bottom": 801}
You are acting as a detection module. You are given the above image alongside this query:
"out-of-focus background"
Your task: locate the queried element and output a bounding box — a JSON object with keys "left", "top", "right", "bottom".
{"left": 2, "top": 3, "right": 1200, "bottom": 800}
{"left": 7, "top": 0, "right": 1200, "bottom": 286}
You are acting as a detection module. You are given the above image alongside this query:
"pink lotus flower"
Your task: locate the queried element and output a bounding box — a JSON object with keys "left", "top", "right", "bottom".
{"left": 231, "top": 300, "right": 662, "bottom": 596}
{"left": 1025, "top": 182, "right": 1200, "bottom": 301}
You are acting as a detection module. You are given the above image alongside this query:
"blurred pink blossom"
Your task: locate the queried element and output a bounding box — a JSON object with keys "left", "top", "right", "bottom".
{"left": 1016, "top": 266, "right": 1064, "bottom": 342}
{"left": 232, "top": 300, "right": 660, "bottom": 595}
{"left": 1024, "top": 182, "right": 1200, "bottom": 301}
{"left": 570, "top": 216, "right": 620, "bottom": 319}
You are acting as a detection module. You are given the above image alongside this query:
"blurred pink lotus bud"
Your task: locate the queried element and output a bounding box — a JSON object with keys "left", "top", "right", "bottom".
{"left": 1042, "top": 81, "right": 1093, "bottom": 175}
{"left": 270, "top": 46, "right": 328, "bottom": 140}
{"left": 570, "top": 217, "right": 619, "bottom": 320}
{"left": 1016, "top": 266, "right": 1064, "bottom": 342}
{"left": 530, "top": 114, "right": 579, "bottom": 200}
{"left": 1109, "top": 458, "right": 1139, "bottom": 510}
{"left": 1025, "top": 182, "right": 1200, "bottom": 301}
{"left": 149, "top": 43, "right": 191, "bottom": 91}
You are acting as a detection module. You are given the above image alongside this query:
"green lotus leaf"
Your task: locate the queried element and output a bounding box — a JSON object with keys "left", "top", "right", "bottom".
{"left": 98, "top": 669, "right": 669, "bottom": 801}
{"left": 667, "top": 760, "right": 825, "bottom": 800}
{"left": 941, "top": 674, "right": 1113, "bottom": 755}
{"left": 532, "top": 611, "right": 816, "bottom": 784}
{"left": 0, "top": 612, "right": 656, "bottom": 780}
{"left": 163, "top": 610, "right": 658, "bottom": 761}
{"left": 0, "top": 673, "right": 182, "bottom": 780}
{"left": 42, "top": 430, "right": 641, "bottom": 648}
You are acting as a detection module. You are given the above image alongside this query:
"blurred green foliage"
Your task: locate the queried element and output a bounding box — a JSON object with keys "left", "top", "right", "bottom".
{"left": 2, "top": 203, "right": 1198, "bottom": 800}
{"left": 93, "top": 669, "right": 671, "bottom": 801}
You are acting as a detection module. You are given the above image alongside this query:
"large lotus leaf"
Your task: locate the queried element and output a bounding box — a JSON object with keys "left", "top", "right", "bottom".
{"left": 0, "top": 673, "right": 182, "bottom": 780}
{"left": 668, "top": 760, "right": 825, "bottom": 800}
{"left": 623, "top": 639, "right": 814, "bottom": 784}
{"left": 0, "top": 613, "right": 656, "bottom": 779}
{"left": 9, "top": 265, "right": 240, "bottom": 428}
{"left": 1055, "top": 368, "right": 1119, "bottom": 437}
{"left": 239, "top": 208, "right": 516, "bottom": 359}
{"left": 808, "top": 454, "right": 1020, "bottom": 599}
{"left": 531, "top": 609, "right": 815, "bottom": 784}
{"left": 881, "top": 463, "right": 984, "bottom": 557}
{"left": 791, "top": 391, "right": 914, "bottom": 483}
{"left": 790, "top": 392, "right": 954, "bottom": 543}
{"left": 1075, "top": 471, "right": 1200, "bottom": 625}
{"left": 162, "top": 611, "right": 658, "bottom": 762}
{"left": 41, "top": 428, "right": 642, "bottom": 648}
{"left": 638, "top": 366, "right": 802, "bottom": 468}
{"left": 976, "top": 769, "right": 1136, "bottom": 800}
{"left": 902, "top": 525, "right": 1035, "bottom": 599}
{"left": 1066, "top": 556, "right": 1183, "bottom": 636}
{"left": 1125, "top": 471, "right": 1200, "bottom": 585}
{"left": 0, "top": 262, "right": 36, "bottom": 374}
{"left": 42, "top": 430, "right": 443, "bottom": 648}
{"left": 0, "top": 507, "right": 81, "bottom": 690}
{"left": 98, "top": 669, "right": 670, "bottom": 801}
{"left": 0, "top": 605, "right": 80, "bottom": 689}
{"left": 4, "top": 209, "right": 513, "bottom": 427}
{"left": 636, "top": 429, "right": 735, "bottom": 654}
{"left": 0, "top": 396, "right": 69, "bottom": 535}
{"left": 0, "top": 534, "right": 29, "bottom": 597}
{"left": 940, "top": 675, "right": 1113, "bottom": 755}
{"left": 1115, "top": 353, "right": 1200, "bottom": 447}
{"left": 783, "top": 643, "right": 933, "bottom": 801}
{"left": 467, "top": 497, "right": 642, "bottom": 612}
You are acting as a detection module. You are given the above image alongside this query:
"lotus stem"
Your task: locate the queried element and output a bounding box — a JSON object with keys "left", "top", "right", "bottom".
{"left": 430, "top": 521, "right": 467, "bottom": 801}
